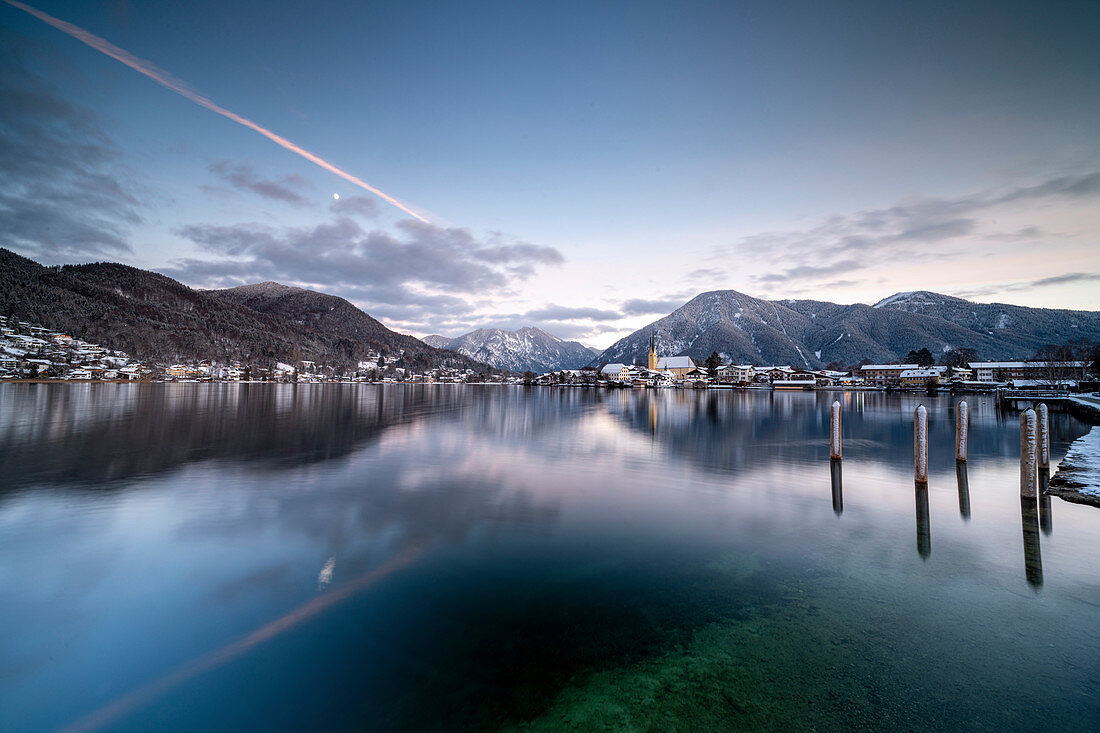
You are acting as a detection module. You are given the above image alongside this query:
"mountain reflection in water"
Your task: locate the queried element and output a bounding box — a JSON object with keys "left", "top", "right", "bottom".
{"left": 1, "top": 383, "right": 1098, "bottom": 732}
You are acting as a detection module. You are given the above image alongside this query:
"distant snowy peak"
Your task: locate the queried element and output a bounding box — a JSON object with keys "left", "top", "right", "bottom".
{"left": 218, "top": 281, "right": 307, "bottom": 298}
{"left": 421, "top": 335, "right": 450, "bottom": 349}
{"left": 426, "top": 326, "right": 598, "bottom": 372}
{"left": 872, "top": 291, "right": 958, "bottom": 310}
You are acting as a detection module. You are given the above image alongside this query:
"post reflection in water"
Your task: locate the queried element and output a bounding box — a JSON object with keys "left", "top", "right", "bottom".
{"left": 1020, "top": 497, "right": 1044, "bottom": 589}
{"left": 915, "top": 481, "right": 931, "bottom": 560}
{"left": 830, "top": 458, "right": 843, "bottom": 516}
{"left": 956, "top": 460, "right": 971, "bottom": 520}
{"left": 1038, "top": 469, "right": 1053, "bottom": 536}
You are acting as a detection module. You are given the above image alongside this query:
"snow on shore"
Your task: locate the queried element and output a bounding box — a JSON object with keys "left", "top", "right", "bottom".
{"left": 1048, "top": 426, "right": 1100, "bottom": 507}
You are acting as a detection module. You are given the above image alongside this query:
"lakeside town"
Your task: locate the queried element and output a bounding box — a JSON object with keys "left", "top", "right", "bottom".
{"left": 2, "top": 313, "right": 1094, "bottom": 392}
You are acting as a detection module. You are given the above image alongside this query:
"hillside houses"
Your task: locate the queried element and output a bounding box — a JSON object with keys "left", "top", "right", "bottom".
{"left": 0, "top": 315, "right": 149, "bottom": 381}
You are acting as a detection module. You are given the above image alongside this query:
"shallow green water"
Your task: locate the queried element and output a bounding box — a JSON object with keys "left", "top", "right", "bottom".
{"left": 0, "top": 384, "right": 1097, "bottom": 731}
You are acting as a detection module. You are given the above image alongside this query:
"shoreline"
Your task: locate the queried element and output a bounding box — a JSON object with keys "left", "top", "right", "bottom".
{"left": 1047, "top": 425, "right": 1100, "bottom": 509}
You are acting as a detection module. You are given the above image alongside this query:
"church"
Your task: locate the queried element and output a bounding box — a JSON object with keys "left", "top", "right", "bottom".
{"left": 647, "top": 332, "right": 696, "bottom": 378}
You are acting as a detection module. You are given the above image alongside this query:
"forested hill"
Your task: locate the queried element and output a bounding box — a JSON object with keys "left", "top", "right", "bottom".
{"left": 592, "top": 289, "right": 1100, "bottom": 368}
{"left": 0, "top": 248, "right": 499, "bottom": 372}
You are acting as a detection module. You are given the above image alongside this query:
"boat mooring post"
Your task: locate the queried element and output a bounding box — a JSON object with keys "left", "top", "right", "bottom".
{"left": 1021, "top": 497, "right": 1043, "bottom": 588}
{"left": 956, "top": 460, "right": 971, "bottom": 520}
{"left": 915, "top": 481, "right": 931, "bottom": 559}
{"left": 1020, "top": 408, "right": 1037, "bottom": 498}
{"left": 830, "top": 401, "right": 842, "bottom": 460}
{"left": 1037, "top": 403, "right": 1050, "bottom": 470}
{"left": 955, "top": 400, "right": 968, "bottom": 462}
{"left": 914, "top": 404, "right": 928, "bottom": 484}
{"left": 830, "top": 458, "right": 843, "bottom": 516}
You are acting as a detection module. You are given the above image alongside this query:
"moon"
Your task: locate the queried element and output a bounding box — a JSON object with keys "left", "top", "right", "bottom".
{"left": 332, "top": 193, "right": 340, "bottom": 200}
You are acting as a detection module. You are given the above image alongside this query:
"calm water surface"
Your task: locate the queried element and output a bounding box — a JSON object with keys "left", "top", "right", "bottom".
{"left": 1, "top": 384, "right": 1098, "bottom": 731}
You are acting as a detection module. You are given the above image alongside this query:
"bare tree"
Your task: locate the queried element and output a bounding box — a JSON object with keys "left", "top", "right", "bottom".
{"left": 1033, "top": 343, "right": 1075, "bottom": 390}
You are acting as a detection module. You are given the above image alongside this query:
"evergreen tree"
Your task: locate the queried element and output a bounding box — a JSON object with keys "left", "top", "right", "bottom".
{"left": 704, "top": 350, "right": 722, "bottom": 378}
{"left": 906, "top": 348, "right": 934, "bottom": 367}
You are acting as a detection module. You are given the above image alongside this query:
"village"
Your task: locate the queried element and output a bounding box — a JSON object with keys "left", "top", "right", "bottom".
{"left": 0, "top": 314, "right": 519, "bottom": 384}
{"left": 539, "top": 356, "right": 1092, "bottom": 391}
{"left": 1, "top": 314, "right": 1092, "bottom": 391}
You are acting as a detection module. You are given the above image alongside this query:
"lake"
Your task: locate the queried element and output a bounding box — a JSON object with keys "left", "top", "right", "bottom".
{"left": 1, "top": 383, "right": 1098, "bottom": 731}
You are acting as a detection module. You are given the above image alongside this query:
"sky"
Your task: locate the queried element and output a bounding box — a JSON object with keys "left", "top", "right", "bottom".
{"left": 2, "top": 0, "right": 1099, "bottom": 349}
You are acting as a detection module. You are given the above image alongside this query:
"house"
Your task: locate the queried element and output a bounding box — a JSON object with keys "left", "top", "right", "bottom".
{"left": 773, "top": 371, "right": 818, "bottom": 390}
{"left": 166, "top": 364, "right": 198, "bottom": 379}
{"left": 119, "top": 364, "right": 150, "bottom": 380}
{"left": 685, "top": 367, "right": 710, "bottom": 384}
{"left": 756, "top": 366, "right": 794, "bottom": 382}
{"left": 717, "top": 364, "right": 754, "bottom": 384}
{"left": 942, "top": 365, "right": 972, "bottom": 381}
{"left": 600, "top": 363, "right": 632, "bottom": 382}
{"left": 859, "top": 364, "right": 919, "bottom": 387}
{"left": 898, "top": 368, "right": 940, "bottom": 388}
{"left": 968, "top": 361, "right": 1088, "bottom": 384}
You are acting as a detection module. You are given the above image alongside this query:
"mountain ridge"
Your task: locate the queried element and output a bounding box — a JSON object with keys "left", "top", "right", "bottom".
{"left": 422, "top": 326, "right": 598, "bottom": 373}
{"left": 592, "top": 289, "right": 1100, "bottom": 368}
{"left": 0, "top": 248, "right": 501, "bottom": 373}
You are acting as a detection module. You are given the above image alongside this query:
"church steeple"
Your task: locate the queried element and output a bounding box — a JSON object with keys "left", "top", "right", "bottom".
{"left": 647, "top": 330, "right": 657, "bottom": 371}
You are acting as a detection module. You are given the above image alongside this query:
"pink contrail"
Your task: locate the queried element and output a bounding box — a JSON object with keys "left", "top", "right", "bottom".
{"left": 4, "top": 0, "right": 431, "bottom": 223}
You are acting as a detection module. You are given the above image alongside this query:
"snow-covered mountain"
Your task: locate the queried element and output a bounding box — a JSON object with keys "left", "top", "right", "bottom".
{"left": 591, "top": 290, "right": 1100, "bottom": 368}
{"left": 422, "top": 327, "right": 599, "bottom": 373}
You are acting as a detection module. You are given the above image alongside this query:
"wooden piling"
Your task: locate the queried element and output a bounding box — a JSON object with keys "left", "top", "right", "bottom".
{"left": 830, "top": 458, "right": 843, "bottom": 516}
{"left": 830, "top": 401, "right": 842, "bottom": 460}
{"left": 1020, "top": 408, "right": 1037, "bottom": 498}
{"left": 1020, "top": 497, "right": 1043, "bottom": 588}
{"left": 1037, "top": 403, "right": 1049, "bottom": 469}
{"left": 914, "top": 404, "right": 928, "bottom": 483}
{"left": 955, "top": 400, "right": 968, "bottom": 462}
{"left": 956, "top": 460, "right": 971, "bottom": 520}
{"left": 1038, "top": 473, "right": 1053, "bottom": 536}
{"left": 915, "top": 482, "right": 931, "bottom": 559}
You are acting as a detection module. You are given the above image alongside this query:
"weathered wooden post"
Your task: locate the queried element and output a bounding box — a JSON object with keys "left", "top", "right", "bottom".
{"left": 830, "top": 401, "right": 842, "bottom": 460}
{"left": 1038, "top": 480, "right": 1053, "bottom": 536}
{"left": 1020, "top": 497, "right": 1043, "bottom": 589}
{"left": 955, "top": 400, "right": 968, "bottom": 462}
{"left": 830, "top": 458, "right": 843, "bottom": 516}
{"left": 914, "top": 404, "right": 928, "bottom": 483}
{"left": 1037, "top": 403, "right": 1049, "bottom": 470}
{"left": 915, "top": 482, "right": 931, "bottom": 559}
{"left": 1020, "top": 408, "right": 1037, "bottom": 498}
{"left": 956, "top": 460, "right": 971, "bottom": 520}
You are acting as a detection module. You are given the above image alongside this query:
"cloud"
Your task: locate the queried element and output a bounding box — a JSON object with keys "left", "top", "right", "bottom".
{"left": 523, "top": 304, "right": 621, "bottom": 321}
{"left": 894, "top": 217, "right": 974, "bottom": 242}
{"left": 953, "top": 272, "right": 1100, "bottom": 299}
{"left": 0, "top": 32, "right": 142, "bottom": 260}
{"left": 208, "top": 161, "right": 311, "bottom": 204}
{"left": 685, "top": 268, "right": 726, "bottom": 282}
{"left": 618, "top": 297, "right": 689, "bottom": 316}
{"left": 753, "top": 259, "right": 861, "bottom": 284}
{"left": 983, "top": 225, "right": 1046, "bottom": 242}
{"left": 331, "top": 195, "right": 380, "bottom": 219}
{"left": 1020, "top": 272, "right": 1100, "bottom": 289}
{"left": 721, "top": 168, "right": 1100, "bottom": 292}
{"left": 165, "top": 216, "right": 564, "bottom": 324}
